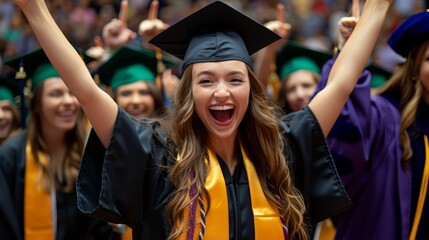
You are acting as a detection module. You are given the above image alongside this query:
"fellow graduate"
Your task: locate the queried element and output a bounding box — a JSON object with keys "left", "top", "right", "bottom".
{"left": 95, "top": 45, "right": 176, "bottom": 119}
{"left": 274, "top": 41, "right": 331, "bottom": 114}
{"left": 0, "top": 73, "right": 20, "bottom": 144}
{"left": 0, "top": 48, "right": 118, "bottom": 240}
{"left": 314, "top": 10, "right": 429, "bottom": 240}
{"left": 11, "top": 0, "right": 392, "bottom": 239}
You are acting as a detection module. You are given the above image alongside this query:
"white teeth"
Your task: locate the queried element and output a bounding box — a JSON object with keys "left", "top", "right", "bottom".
{"left": 209, "top": 105, "right": 234, "bottom": 111}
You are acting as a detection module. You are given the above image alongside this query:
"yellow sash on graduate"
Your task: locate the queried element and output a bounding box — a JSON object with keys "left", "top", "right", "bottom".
{"left": 24, "top": 143, "right": 54, "bottom": 240}
{"left": 180, "top": 145, "right": 285, "bottom": 239}
{"left": 410, "top": 135, "right": 429, "bottom": 240}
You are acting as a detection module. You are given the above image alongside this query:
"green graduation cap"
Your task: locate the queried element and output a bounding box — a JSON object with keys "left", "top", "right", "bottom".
{"left": 276, "top": 41, "right": 392, "bottom": 86}
{"left": 3, "top": 47, "right": 96, "bottom": 129}
{"left": 366, "top": 63, "right": 392, "bottom": 88}
{"left": 0, "top": 73, "right": 19, "bottom": 103}
{"left": 4, "top": 47, "right": 96, "bottom": 90}
{"left": 276, "top": 41, "right": 332, "bottom": 80}
{"left": 94, "top": 45, "right": 177, "bottom": 91}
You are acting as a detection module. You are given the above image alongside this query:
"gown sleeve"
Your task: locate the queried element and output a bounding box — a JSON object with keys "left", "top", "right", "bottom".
{"left": 0, "top": 132, "right": 27, "bottom": 240}
{"left": 312, "top": 57, "right": 411, "bottom": 240}
{"left": 279, "top": 107, "right": 352, "bottom": 225}
{"left": 77, "top": 107, "right": 174, "bottom": 228}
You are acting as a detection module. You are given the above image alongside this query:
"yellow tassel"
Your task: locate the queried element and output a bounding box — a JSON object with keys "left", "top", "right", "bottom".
{"left": 268, "top": 63, "right": 280, "bottom": 102}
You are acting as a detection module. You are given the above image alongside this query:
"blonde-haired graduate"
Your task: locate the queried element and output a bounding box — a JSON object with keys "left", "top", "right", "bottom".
{"left": 11, "top": 0, "right": 392, "bottom": 239}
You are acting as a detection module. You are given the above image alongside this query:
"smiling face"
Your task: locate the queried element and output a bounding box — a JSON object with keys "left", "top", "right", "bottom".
{"left": 115, "top": 81, "right": 156, "bottom": 119}
{"left": 0, "top": 100, "right": 15, "bottom": 139}
{"left": 283, "top": 70, "right": 318, "bottom": 112}
{"left": 38, "top": 78, "right": 80, "bottom": 133}
{"left": 192, "top": 60, "right": 250, "bottom": 143}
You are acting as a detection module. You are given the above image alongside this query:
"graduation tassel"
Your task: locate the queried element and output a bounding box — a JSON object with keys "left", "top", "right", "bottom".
{"left": 15, "top": 59, "right": 28, "bottom": 129}
{"left": 268, "top": 55, "right": 280, "bottom": 103}
{"left": 155, "top": 48, "right": 166, "bottom": 98}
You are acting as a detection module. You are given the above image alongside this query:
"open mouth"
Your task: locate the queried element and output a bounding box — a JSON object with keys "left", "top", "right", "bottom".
{"left": 209, "top": 105, "right": 234, "bottom": 122}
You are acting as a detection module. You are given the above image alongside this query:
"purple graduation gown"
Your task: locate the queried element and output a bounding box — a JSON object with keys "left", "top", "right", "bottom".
{"left": 315, "top": 58, "right": 412, "bottom": 240}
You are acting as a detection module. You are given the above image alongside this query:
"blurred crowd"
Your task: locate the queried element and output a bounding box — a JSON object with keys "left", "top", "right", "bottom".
{"left": 0, "top": 0, "right": 427, "bottom": 74}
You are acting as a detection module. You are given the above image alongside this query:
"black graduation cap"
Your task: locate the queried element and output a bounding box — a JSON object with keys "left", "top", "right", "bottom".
{"left": 3, "top": 47, "right": 96, "bottom": 128}
{"left": 149, "top": 1, "right": 281, "bottom": 71}
{"left": 276, "top": 41, "right": 332, "bottom": 80}
{"left": 95, "top": 45, "right": 177, "bottom": 91}
{"left": 4, "top": 47, "right": 96, "bottom": 90}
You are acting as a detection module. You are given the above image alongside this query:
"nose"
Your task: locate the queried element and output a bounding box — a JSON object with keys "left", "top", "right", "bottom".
{"left": 63, "top": 93, "right": 77, "bottom": 105}
{"left": 213, "top": 83, "right": 230, "bottom": 100}
{"left": 130, "top": 92, "right": 142, "bottom": 104}
{"left": 295, "top": 86, "right": 306, "bottom": 99}
{"left": 0, "top": 108, "right": 4, "bottom": 119}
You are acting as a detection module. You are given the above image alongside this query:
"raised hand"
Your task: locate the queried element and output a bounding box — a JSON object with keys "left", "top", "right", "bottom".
{"left": 138, "top": 0, "right": 169, "bottom": 46}
{"left": 337, "top": 0, "right": 360, "bottom": 51}
{"left": 102, "top": 0, "right": 137, "bottom": 52}
{"left": 263, "top": 3, "right": 291, "bottom": 49}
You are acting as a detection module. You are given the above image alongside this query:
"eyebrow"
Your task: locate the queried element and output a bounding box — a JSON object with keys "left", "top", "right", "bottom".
{"left": 196, "top": 70, "right": 246, "bottom": 77}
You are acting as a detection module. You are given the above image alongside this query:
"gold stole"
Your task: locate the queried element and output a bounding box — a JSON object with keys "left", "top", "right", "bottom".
{"left": 24, "top": 143, "right": 54, "bottom": 240}
{"left": 410, "top": 135, "right": 429, "bottom": 240}
{"left": 180, "top": 145, "right": 284, "bottom": 239}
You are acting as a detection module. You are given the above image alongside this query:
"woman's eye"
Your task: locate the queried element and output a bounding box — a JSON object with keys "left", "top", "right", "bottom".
{"left": 119, "top": 91, "right": 132, "bottom": 97}
{"left": 139, "top": 90, "right": 150, "bottom": 96}
{"left": 49, "top": 90, "right": 63, "bottom": 97}
{"left": 231, "top": 78, "right": 242, "bottom": 82}
{"left": 198, "top": 79, "right": 211, "bottom": 84}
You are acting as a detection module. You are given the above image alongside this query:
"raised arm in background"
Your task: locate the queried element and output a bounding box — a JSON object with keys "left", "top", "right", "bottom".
{"left": 13, "top": 0, "right": 124, "bottom": 147}
{"left": 309, "top": 0, "right": 391, "bottom": 136}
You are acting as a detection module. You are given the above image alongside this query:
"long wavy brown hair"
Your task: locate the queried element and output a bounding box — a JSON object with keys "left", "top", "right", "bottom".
{"left": 374, "top": 41, "right": 429, "bottom": 168}
{"left": 163, "top": 64, "right": 308, "bottom": 239}
{"left": 27, "top": 80, "right": 87, "bottom": 193}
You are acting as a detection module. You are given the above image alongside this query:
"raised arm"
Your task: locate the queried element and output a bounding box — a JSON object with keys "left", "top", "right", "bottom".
{"left": 253, "top": 3, "right": 291, "bottom": 88}
{"left": 308, "top": 0, "right": 392, "bottom": 136}
{"left": 14, "top": 0, "right": 117, "bottom": 147}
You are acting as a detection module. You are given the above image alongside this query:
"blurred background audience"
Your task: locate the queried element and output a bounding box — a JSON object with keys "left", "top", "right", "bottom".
{"left": 0, "top": 0, "right": 426, "bottom": 77}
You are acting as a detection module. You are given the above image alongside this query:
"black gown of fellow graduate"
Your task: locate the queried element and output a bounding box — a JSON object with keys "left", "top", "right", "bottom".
{"left": 0, "top": 132, "right": 119, "bottom": 240}
{"left": 77, "top": 107, "right": 351, "bottom": 239}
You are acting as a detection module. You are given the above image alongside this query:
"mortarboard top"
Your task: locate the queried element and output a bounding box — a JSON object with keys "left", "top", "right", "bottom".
{"left": 149, "top": 1, "right": 281, "bottom": 71}
{"left": 95, "top": 45, "right": 177, "bottom": 91}
{"left": 0, "top": 73, "right": 19, "bottom": 102}
{"left": 388, "top": 10, "right": 429, "bottom": 58}
{"left": 276, "top": 41, "right": 331, "bottom": 80}
{"left": 4, "top": 47, "right": 96, "bottom": 90}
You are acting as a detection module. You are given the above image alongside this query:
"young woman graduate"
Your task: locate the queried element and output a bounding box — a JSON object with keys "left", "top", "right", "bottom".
{"left": 0, "top": 73, "right": 21, "bottom": 144}
{"left": 0, "top": 48, "right": 119, "bottom": 240}
{"left": 11, "top": 0, "right": 392, "bottom": 239}
{"left": 95, "top": 45, "right": 176, "bottom": 119}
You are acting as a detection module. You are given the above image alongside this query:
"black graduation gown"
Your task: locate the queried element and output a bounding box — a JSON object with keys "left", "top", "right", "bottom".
{"left": 0, "top": 131, "right": 118, "bottom": 240}
{"left": 410, "top": 100, "right": 429, "bottom": 238}
{"left": 77, "top": 107, "right": 351, "bottom": 239}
